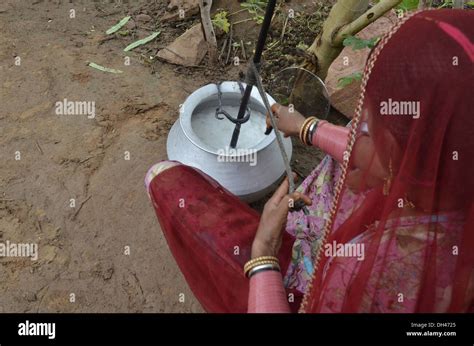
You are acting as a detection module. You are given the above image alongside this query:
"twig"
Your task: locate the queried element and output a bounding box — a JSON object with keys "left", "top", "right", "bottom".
{"left": 219, "top": 37, "right": 228, "bottom": 62}
{"left": 36, "top": 220, "right": 42, "bottom": 233}
{"left": 35, "top": 140, "right": 44, "bottom": 155}
{"left": 232, "top": 18, "right": 253, "bottom": 25}
{"left": 240, "top": 39, "right": 247, "bottom": 60}
{"left": 228, "top": 8, "right": 246, "bottom": 17}
{"left": 79, "top": 154, "right": 102, "bottom": 164}
{"left": 72, "top": 196, "right": 92, "bottom": 220}
{"left": 225, "top": 24, "right": 233, "bottom": 65}
{"left": 280, "top": 16, "right": 289, "bottom": 42}
{"left": 98, "top": 35, "right": 115, "bottom": 45}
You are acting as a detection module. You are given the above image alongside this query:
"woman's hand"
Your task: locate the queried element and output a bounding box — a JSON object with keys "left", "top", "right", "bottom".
{"left": 251, "top": 177, "right": 312, "bottom": 259}
{"left": 266, "top": 103, "right": 306, "bottom": 138}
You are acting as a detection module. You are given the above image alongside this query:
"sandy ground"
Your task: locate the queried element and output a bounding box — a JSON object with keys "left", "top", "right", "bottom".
{"left": 0, "top": 0, "right": 329, "bottom": 312}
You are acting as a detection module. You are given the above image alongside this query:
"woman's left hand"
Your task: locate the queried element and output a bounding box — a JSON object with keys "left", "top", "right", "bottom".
{"left": 251, "top": 177, "right": 312, "bottom": 259}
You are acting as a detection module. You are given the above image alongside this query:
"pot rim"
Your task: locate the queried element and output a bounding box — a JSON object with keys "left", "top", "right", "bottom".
{"left": 179, "top": 81, "right": 278, "bottom": 156}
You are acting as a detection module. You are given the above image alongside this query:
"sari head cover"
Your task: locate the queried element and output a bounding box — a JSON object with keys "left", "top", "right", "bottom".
{"left": 301, "top": 10, "right": 474, "bottom": 313}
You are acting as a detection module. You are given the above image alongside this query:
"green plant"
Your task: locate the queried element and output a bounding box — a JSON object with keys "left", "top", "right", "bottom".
{"left": 240, "top": 0, "right": 268, "bottom": 24}
{"left": 338, "top": 35, "right": 378, "bottom": 87}
{"left": 338, "top": 72, "right": 363, "bottom": 88}
{"left": 343, "top": 36, "right": 380, "bottom": 50}
{"left": 212, "top": 11, "right": 230, "bottom": 33}
{"left": 396, "top": 0, "right": 420, "bottom": 11}
{"left": 437, "top": 0, "right": 453, "bottom": 8}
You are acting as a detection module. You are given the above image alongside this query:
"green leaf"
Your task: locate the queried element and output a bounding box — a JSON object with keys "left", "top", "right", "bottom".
{"left": 88, "top": 62, "right": 123, "bottom": 74}
{"left": 124, "top": 31, "right": 160, "bottom": 52}
{"left": 240, "top": 0, "right": 268, "bottom": 23}
{"left": 337, "top": 72, "right": 362, "bottom": 88}
{"left": 106, "top": 16, "right": 131, "bottom": 35}
{"left": 343, "top": 36, "right": 379, "bottom": 50}
{"left": 397, "top": 0, "right": 419, "bottom": 11}
{"left": 212, "top": 11, "right": 230, "bottom": 33}
{"left": 296, "top": 42, "right": 309, "bottom": 51}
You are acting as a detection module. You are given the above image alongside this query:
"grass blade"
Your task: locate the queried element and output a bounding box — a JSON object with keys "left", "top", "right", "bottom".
{"left": 88, "top": 62, "right": 123, "bottom": 74}
{"left": 106, "top": 16, "right": 131, "bottom": 35}
{"left": 124, "top": 31, "right": 160, "bottom": 52}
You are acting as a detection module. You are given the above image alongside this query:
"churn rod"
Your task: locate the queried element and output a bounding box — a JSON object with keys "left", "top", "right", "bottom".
{"left": 229, "top": 0, "right": 278, "bottom": 148}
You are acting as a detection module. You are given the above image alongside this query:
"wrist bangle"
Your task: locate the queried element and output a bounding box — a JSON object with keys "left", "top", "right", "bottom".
{"left": 244, "top": 256, "right": 279, "bottom": 277}
{"left": 299, "top": 117, "right": 316, "bottom": 145}
{"left": 248, "top": 263, "right": 280, "bottom": 278}
{"left": 306, "top": 119, "right": 320, "bottom": 146}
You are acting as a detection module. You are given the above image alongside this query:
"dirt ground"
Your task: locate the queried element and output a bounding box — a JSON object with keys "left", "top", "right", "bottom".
{"left": 0, "top": 0, "right": 334, "bottom": 312}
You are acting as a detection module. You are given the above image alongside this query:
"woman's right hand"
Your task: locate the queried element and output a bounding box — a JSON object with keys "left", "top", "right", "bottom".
{"left": 266, "top": 103, "right": 306, "bottom": 138}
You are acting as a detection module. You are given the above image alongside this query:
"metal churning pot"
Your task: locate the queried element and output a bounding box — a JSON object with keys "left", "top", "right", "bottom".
{"left": 166, "top": 81, "right": 292, "bottom": 202}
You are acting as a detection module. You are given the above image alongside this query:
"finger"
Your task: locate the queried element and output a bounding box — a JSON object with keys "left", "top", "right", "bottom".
{"left": 266, "top": 113, "right": 271, "bottom": 129}
{"left": 276, "top": 195, "right": 292, "bottom": 214}
{"left": 268, "top": 177, "right": 290, "bottom": 205}
{"left": 271, "top": 103, "right": 281, "bottom": 114}
{"left": 289, "top": 192, "right": 312, "bottom": 206}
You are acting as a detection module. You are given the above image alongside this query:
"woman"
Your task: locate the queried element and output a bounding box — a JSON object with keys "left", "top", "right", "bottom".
{"left": 145, "top": 9, "right": 473, "bottom": 313}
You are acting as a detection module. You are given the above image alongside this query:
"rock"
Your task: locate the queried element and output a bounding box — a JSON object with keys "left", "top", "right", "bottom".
{"left": 157, "top": 24, "right": 207, "bottom": 66}
{"left": 24, "top": 292, "right": 37, "bottom": 302}
{"left": 167, "top": 0, "right": 198, "bottom": 11}
{"left": 162, "top": 0, "right": 199, "bottom": 22}
{"left": 125, "top": 18, "right": 136, "bottom": 30}
{"left": 325, "top": 11, "right": 398, "bottom": 119}
{"left": 136, "top": 14, "right": 152, "bottom": 23}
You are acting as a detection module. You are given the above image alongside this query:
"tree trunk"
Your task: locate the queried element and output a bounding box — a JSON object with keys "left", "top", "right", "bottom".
{"left": 290, "top": 0, "right": 401, "bottom": 114}
{"left": 453, "top": 0, "right": 465, "bottom": 8}
{"left": 199, "top": 0, "right": 218, "bottom": 63}
{"left": 305, "top": 0, "right": 369, "bottom": 81}
{"left": 305, "top": 0, "right": 402, "bottom": 80}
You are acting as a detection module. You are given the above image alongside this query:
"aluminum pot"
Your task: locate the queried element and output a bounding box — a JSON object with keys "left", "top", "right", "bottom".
{"left": 167, "top": 81, "right": 292, "bottom": 202}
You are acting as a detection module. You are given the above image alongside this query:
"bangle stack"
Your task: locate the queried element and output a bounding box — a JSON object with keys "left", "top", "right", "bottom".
{"left": 299, "top": 117, "right": 321, "bottom": 146}
{"left": 244, "top": 256, "right": 280, "bottom": 278}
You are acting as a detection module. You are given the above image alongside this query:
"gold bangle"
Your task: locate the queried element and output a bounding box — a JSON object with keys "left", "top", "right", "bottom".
{"left": 245, "top": 260, "right": 280, "bottom": 276}
{"left": 299, "top": 117, "right": 316, "bottom": 144}
{"left": 302, "top": 119, "right": 313, "bottom": 146}
{"left": 298, "top": 117, "right": 312, "bottom": 143}
{"left": 244, "top": 258, "right": 279, "bottom": 274}
{"left": 244, "top": 256, "right": 279, "bottom": 276}
{"left": 244, "top": 256, "right": 278, "bottom": 268}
